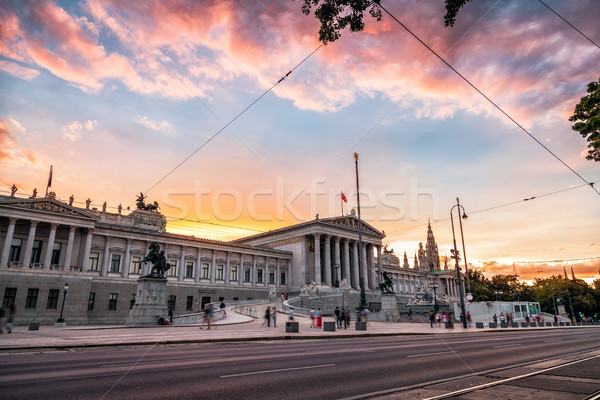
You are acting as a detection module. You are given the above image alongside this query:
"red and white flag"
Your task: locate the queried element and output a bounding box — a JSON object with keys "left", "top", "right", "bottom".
{"left": 341, "top": 191, "right": 348, "bottom": 203}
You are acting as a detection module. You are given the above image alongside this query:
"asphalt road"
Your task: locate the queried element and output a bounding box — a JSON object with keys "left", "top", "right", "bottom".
{"left": 1, "top": 329, "right": 599, "bottom": 400}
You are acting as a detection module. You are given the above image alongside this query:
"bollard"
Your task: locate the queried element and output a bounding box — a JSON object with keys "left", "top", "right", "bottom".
{"left": 28, "top": 322, "right": 40, "bottom": 331}
{"left": 323, "top": 322, "right": 336, "bottom": 332}
{"left": 285, "top": 321, "right": 299, "bottom": 333}
{"left": 355, "top": 321, "right": 367, "bottom": 331}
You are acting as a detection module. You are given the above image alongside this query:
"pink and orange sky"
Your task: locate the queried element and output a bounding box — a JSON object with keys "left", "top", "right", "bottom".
{"left": 1, "top": 0, "right": 599, "bottom": 282}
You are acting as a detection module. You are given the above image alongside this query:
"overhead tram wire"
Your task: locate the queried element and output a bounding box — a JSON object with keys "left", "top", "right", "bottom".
{"left": 378, "top": 4, "right": 600, "bottom": 197}
{"left": 164, "top": 216, "right": 266, "bottom": 233}
{"left": 386, "top": 179, "right": 600, "bottom": 234}
{"left": 140, "top": 45, "right": 323, "bottom": 200}
{"left": 537, "top": 0, "right": 600, "bottom": 49}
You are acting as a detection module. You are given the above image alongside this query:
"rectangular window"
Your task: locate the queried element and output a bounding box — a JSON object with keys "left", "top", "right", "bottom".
{"left": 269, "top": 270, "right": 275, "bottom": 284}
{"left": 31, "top": 240, "right": 43, "bottom": 263}
{"left": 280, "top": 271, "right": 286, "bottom": 285}
{"left": 2, "top": 287, "right": 17, "bottom": 308}
{"left": 244, "top": 267, "right": 251, "bottom": 282}
{"left": 47, "top": 289, "right": 60, "bottom": 309}
{"left": 169, "top": 260, "right": 177, "bottom": 277}
{"left": 51, "top": 242, "right": 62, "bottom": 265}
{"left": 108, "top": 293, "right": 118, "bottom": 310}
{"left": 130, "top": 256, "right": 141, "bottom": 274}
{"left": 201, "top": 263, "right": 209, "bottom": 279}
{"left": 168, "top": 295, "right": 176, "bottom": 310}
{"left": 9, "top": 238, "right": 23, "bottom": 262}
{"left": 186, "top": 296, "right": 193, "bottom": 311}
{"left": 186, "top": 261, "right": 194, "bottom": 278}
{"left": 230, "top": 266, "right": 238, "bottom": 281}
{"left": 110, "top": 254, "right": 121, "bottom": 273}
{"left": 130, "top": 294, "right": 136, "bottom": 309}
{"left": 25, "top": 288, "right": 39, "bottom": 309}
{"left": 88, "top": 292, "right": 96, "bottom": 311}
{"left": 89, "top": 252, "right": 99, "bottom": 271}
{"left": 257, "top": 269, "right": 263, "bottom": 283}
{"left": 217, "top": 264, "right": 224, "bottom": 280}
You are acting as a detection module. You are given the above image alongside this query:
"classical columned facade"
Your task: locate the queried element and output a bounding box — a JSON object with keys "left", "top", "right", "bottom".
{"left": 234, "top": 214, "right": 385, "bottom": 291}
{"left": 0, "top": 195, "right": 292, "bottom": 325}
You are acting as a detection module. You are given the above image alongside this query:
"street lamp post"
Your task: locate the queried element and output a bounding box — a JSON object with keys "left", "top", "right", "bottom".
{"left": 550, "top": 286, "right": 559, "bottom": 316}
{"left": 333, "top": 264, "right": 340, "bottom": 288}
{"left": 494, "top": 291, "right": 503, "bottom": 317}
{"left": 566, "top": 288, "right": 575, "bottom": 322}
{"left": 57, "top": 282, "right": 69, "bottom": 323}
{"left": 354, "top": 153, "right": 367, "bottom": 310}
{"left": 431, "top": 282, "right": 439, "bottom": 312}
{"left": 450, "top": 197, "right": 468, "bottom": 329}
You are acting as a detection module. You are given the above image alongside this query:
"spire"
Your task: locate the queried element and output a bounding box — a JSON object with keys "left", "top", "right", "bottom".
{"left": 425, "top": 220, "right": 440, "bottom": 271}
{"left": 571, "top": 266, "right": 576, "bottom": 280}
{"left": 414, "top": 253, "right": 419, "bottom": 269}
{"left": 444, "top": 255, "right": 448, "bottom": 270}
{"left": 403, "top": 251, "right": 410, "bottom": 268}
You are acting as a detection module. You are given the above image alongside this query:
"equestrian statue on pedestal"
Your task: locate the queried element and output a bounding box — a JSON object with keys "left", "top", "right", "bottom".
{"left": 142, "top": 242, "right": 170, "bottom": 278}
{"left": 379, "top": 271, "right": 395, "bottom": 294}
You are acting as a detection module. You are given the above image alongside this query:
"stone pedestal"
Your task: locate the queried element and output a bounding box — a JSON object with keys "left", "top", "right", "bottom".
{"left": 126, "top": 277, "right": 168, "bottom": 326}
{"left": 378, "top": 294, "right": 400, "bottom": 322}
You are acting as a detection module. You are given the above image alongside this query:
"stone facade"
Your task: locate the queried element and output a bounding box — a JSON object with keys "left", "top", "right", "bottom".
{"left": 0, "top": 193, "right": 462, "bottom": 325}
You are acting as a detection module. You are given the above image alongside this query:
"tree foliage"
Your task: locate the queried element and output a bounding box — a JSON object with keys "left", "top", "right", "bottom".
{"left": 468, "top": 270, "right": 599, "bottom": 320}
{"left": 299, "top": 0, "right": 472, "bottom": 44}
{"left": 569, "top": 78, "right": 600, "bottom": 162}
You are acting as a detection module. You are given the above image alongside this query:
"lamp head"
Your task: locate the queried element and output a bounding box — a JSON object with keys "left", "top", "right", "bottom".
{"left": 64, "top": 282, "right": 69, "bottom": 290}
{"left": 462, "top": 211, "right": 468, "bottom": 220}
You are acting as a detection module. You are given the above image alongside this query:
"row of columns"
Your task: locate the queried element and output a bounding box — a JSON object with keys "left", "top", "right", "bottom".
{"left": 97, "top": 236, "right": 288, "bottom": 287}
{"left": 313, "top": 233, "right": 382, "bottom": 290}
{"left": 0, "top": 217, "right": 92, "bottom": 271}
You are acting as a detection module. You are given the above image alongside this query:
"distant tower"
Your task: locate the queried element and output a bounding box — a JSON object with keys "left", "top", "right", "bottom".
{"left": 443, "top": 255, "right": 448, "bottom": 271}
{"left": 571, "top": 266, "right": 576, "bottom": 280}
{"left": 425, "top": 221, "right": 441, "bottom": 271}
{"left": 414, "top": 253, "right": 419, "bottom": 269}
{"left": 403, "top": 252, "right": 410, "bottom": 269}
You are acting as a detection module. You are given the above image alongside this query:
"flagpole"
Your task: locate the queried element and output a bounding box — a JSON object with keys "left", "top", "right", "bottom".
{"left": 354, "top": 153, "right": 367, "bottom": 309}
{"left": 340, "top": 190, "right": 343, "bottom": 216}
{"left": 45, "top": 165, "right": 53, "bottom": 197}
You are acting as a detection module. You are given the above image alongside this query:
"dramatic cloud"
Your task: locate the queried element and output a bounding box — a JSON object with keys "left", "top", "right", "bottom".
{"left": 0, "top": 118, "right": 38, "bottom": 166}
{"left": 0, "top": 119, "right": 15, "bottom": 163}
{"left": 0, "top": 60, "right": 39, "bottom": 80}
{"left": 2, "top": 0, "right": 596, "bottom": 124}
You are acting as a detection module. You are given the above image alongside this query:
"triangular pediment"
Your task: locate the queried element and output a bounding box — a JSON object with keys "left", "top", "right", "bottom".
{"left": 318, "top": 215, "right": 385, "bottom": 238}
{"left": 0, "top": 196, "right": 99, "bottom": 220}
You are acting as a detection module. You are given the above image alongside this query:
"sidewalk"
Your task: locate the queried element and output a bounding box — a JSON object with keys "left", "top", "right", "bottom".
{"left": 1, "top": 306, "right": 597, "bottom": 351}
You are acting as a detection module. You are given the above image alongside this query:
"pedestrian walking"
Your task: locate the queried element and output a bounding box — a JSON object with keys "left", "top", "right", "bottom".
{"left": 343, "top": 307, "right": 350, "bottom": 329}
{"left": 334, "top": 306, "right": 341, "bottom": 328}
{"left": 316, "top": 307, "right": 323, "bottom": 328}
{"left": 288, "top": 309, "right": 295, "bottom": 321}
{"left": 168, "top": 305, "right": 173, "bottom": 323}
{"left": 493, "top": 314, "right": 498, "bottom": 324}
{"left": 408, "top": 307, "right": 413, "bottom": 320}
{"left": 499, "top": 313, "right": 505, "bottom": 324}
{"left": 466, "top": 311, "right": 472, "bottom": 328}
{"left": 435, "top": 311, "right": 442, "bottom": 327}
{"left": 200, "top": 303, "right": 213, "bottom": 329}
{"left": 4, "top": 304, "right": 14, "bottom": 334}
{"left": 429, "top": 310, "right": 435, "bottom": 328}
{"left": 271, "top": 307, "right": 277, "bottom": 327}
{"left": 362, "top": 307, "right": 370, "bottom": 325}
{"left": 309, "top": 307, "right": 316, "bottom": 328}
{"left": 264, "top": 306, "right": 271, "bottom": 327}
{"left": 220, "top": 301, "right": 227, "bottom": 317}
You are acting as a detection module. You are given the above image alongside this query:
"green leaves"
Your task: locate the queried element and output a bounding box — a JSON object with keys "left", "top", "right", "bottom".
{"left": 569, "top": 79, "right": 600, "bottom": 162}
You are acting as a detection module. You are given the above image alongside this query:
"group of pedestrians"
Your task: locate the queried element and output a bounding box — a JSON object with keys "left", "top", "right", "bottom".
{"left": 429, "top": 310, "right": 454, "bottom": 327}
{"left": 308, "top": 307, "right": 323, "bottom": 328}
{"left": 334, "top": 306, "right": 351, "bottom": 329}
{"left": 492, "top": 312, "right": 515, "bottom": 325}
{"left": 263, "top": 306, "right": 278, "bottom": 327}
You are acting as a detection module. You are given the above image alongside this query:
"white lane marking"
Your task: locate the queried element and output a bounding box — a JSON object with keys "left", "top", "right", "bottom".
{"left": 493, "top": 344, "right": 522, "bottom": 348}
{"left": 407, "top": 351, "right": 456, "bottom": 358}
{"left": 220, "top": 363, "right": 335, "bottom": 378}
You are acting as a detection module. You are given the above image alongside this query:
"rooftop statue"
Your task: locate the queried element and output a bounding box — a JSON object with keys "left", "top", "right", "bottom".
{"left": 136, "top": 192, "right": 160, "bottom": 212}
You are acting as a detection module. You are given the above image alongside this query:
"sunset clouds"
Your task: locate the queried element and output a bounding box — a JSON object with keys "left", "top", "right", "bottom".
{"left": 0, "top": 0, "right": 598, "bottom": 280}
